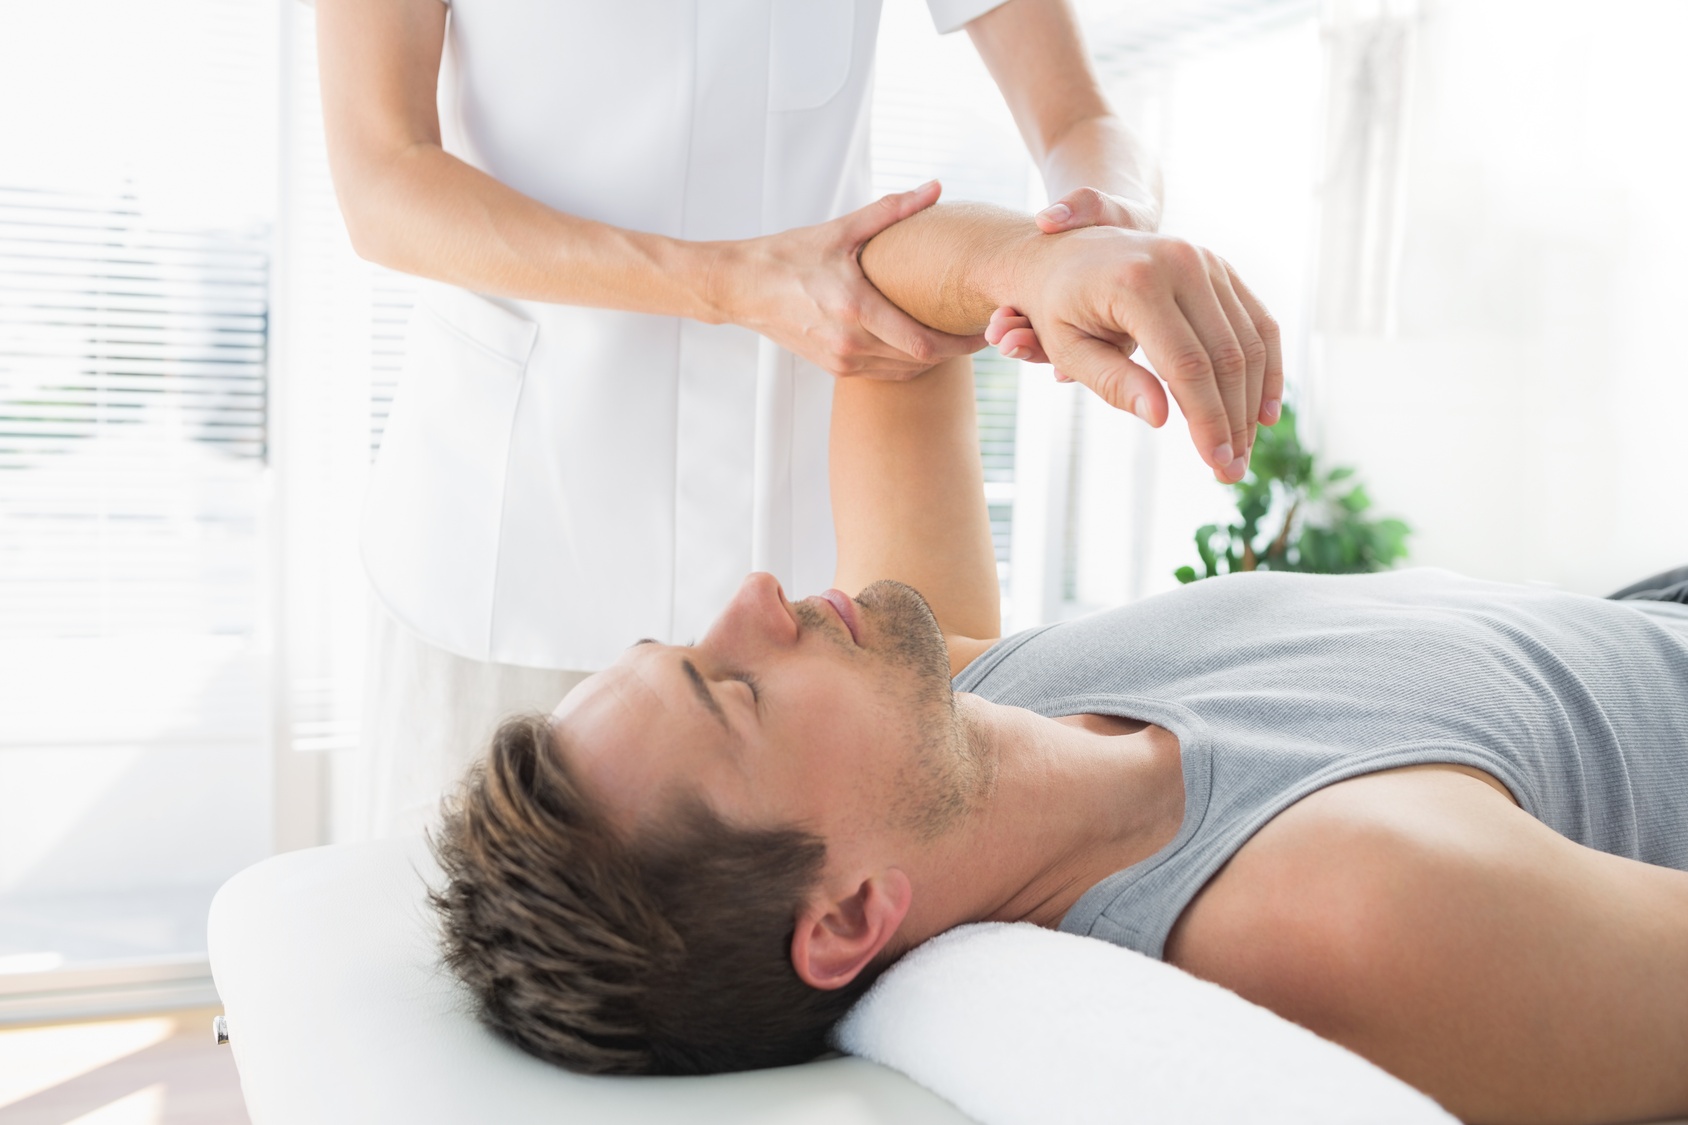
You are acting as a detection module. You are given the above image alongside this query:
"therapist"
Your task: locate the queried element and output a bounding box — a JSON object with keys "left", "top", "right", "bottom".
{"left": 317, "top": 0, "right": 1279, "bottom": 836}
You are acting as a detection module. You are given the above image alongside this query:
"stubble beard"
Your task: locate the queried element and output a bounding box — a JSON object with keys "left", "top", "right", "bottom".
{"left": 853, "top": 580, "right": 996, "bottom": 840}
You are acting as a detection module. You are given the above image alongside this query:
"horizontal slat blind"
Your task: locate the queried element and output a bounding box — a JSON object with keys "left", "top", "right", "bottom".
{"left": 0, "top": 0, "right": 278, "bottom": 963}
{"left": 0, "top": 185, "right": 268, "bottom": 640}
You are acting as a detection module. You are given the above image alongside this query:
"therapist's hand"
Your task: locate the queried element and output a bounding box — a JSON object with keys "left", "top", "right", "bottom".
{"left": 984, "top": 187, "right": 1157, "bottom": 368}
{"left": 712, "top": 181, "right": 986, "bottom": 380}
{"left": 1011, "top": 224, "right": 1283, "bottom": 482}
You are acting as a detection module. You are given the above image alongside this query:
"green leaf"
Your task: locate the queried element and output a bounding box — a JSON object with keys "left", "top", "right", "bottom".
{"left": 1372, "top": 518, "right": 1411, "bottom": 564}
{"left": 1195, "top": 524, "right": 1220, "bottom": 576}
{"left": 1336, "top": 525, "right": 1361, "bottom": 568}
{"left": 1180, "top": 399, "right": 1411, "bottom": 579}
{"left": 1175, "top": 565, "right": 1198, "bottom": 585}
{"left": 1239, "top": 493, "right": 1270, "bottom": 526}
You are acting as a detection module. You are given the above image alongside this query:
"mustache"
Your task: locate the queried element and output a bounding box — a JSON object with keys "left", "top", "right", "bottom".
{"left": 793, "top": 601, "right": 829, "bottom": 629}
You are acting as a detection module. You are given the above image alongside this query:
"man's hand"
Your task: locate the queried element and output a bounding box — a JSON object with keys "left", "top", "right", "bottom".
{"left": 710, "top": 182, "right": 986, "bottom": 380}
{"left": 982, "top": 187, "right": 1282, "bottom": 481}
{"left": 1013, "top": 225, "right": 1282, "bottom": 481}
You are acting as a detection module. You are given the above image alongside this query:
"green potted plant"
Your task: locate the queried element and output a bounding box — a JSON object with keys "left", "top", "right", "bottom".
{"left": 1175, "top": 403, "right": 1411, "bottom": 584}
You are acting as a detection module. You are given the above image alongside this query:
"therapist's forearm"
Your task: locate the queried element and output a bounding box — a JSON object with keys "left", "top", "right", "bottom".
{"left": 318, "top": 0, "right": 729, "bottom": 323}
{"left": 333, "top": 143, "right": 722, "bottom": 322}
{"left": 965, "top": 0, "right": 1160, "bottom": 231}
{"left": 317, "top": 0, "right": 977, "bottom": 379}
{"left": 1038, "top": 114, "right": 1162, "bottom": 229}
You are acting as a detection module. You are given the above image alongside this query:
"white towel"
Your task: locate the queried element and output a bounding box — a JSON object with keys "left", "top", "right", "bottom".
{"left": 833, "top": 922, "right": 1458, "bottom": 1125}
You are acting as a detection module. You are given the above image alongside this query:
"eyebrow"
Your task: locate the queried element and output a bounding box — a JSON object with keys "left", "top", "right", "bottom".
{"left": 681, "top": 658, "right": 728, "bottom": 728}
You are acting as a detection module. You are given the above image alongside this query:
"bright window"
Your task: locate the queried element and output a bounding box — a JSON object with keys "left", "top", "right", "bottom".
{"left": 0, "top": 0, "right": 277, "bottom": 1011}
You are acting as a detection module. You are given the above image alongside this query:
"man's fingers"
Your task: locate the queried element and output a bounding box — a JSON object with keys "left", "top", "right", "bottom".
{"left": 844, "top": 179, "right": 942, "bottom": 246}
{"left": 1208, "top": 262, "right": 1266, "bottom": 456}
{"left": 1166, "top": 277, "right": 1250, "bottom": 480}
{"left": 1131, "top": 291, "right": 1241, "bottom": 478}
{"left": 1049, "top": 331, "right": 1168, "bottom": 426}
{"left": 1227, "top": 264, "right": 1284, "bottom": 426}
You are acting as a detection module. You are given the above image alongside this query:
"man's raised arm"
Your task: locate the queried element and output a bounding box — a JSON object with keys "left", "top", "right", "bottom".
{"left": 829, "top": 358, "right": 1000, "bottom": 676}
{"left": 827, "top": 195, "right": 1284, "bottom": 671}
{"left": 861, "top": 200, "right": 1282, "bottom": 484}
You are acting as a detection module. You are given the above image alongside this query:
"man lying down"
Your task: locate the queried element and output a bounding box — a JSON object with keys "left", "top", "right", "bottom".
{"left": 427, "top": 204, "right": 1688, "bottom": 1125}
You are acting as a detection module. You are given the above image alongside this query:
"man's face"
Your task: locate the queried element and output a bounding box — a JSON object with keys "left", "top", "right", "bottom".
{"left": 551, "top": 574, "right": 979, "bottom": 852}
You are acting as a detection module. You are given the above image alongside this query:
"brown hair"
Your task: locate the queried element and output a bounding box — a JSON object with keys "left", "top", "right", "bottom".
{"left": 428, "top": 713, "right": 881, "bottom": 1075}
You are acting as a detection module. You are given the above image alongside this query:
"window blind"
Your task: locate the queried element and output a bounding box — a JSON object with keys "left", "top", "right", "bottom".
{"left": 0, "top": 186, "right": 268, "bottom": 641}
{"left": 0, "top": 0, "right": 278, "bottom": 979}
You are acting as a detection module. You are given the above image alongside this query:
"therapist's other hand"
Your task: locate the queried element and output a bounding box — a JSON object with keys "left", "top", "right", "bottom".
{"left": 985, "top": 187, "right": 1159, "bottom": 368}
{"left": 1034, "top": 186, "right": 1161, "bottom": 237}
{"left": 714, "top": 181, "right": 986, "bottom": 380}
{"left": 1014, "top": 226, "right": 1283, "bottom": 483}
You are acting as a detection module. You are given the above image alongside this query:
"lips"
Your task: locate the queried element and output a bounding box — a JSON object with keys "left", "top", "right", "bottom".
{"left": 819, "top": 588, "right": 862, "bottom": 645}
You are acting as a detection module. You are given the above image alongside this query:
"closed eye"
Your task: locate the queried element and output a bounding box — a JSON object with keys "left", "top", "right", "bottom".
{"left": 736, "top": 672, "right": 762, "bottom": 705}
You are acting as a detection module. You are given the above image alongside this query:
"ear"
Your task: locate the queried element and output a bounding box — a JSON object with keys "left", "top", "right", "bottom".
{"left": 790, "top": 869, "right": 913, "bottom": 990}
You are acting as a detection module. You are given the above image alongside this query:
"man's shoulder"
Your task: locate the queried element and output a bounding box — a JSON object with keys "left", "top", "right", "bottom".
{"left": 1160, "top": 763, "right": 1688, "bottom": 1121}
{"left": 1162, "top": 764, "right": 1523, "bottom": 1026}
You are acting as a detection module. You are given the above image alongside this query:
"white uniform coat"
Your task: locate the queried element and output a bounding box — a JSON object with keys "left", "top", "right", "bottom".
{"left": 362, "top": 0, "right": 1005, "bottom": 670}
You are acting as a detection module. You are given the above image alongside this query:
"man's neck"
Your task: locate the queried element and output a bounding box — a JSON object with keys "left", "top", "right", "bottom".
{"left": 894, "top": 693, "right": 1186, "bottom": 947}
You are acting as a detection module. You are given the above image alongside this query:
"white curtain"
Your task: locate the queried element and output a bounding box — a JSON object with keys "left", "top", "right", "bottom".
{"left": 1309, "top": 0, "right": 1688, "bottom": 593}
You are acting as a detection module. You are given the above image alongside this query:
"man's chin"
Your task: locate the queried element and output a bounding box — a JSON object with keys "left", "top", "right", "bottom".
{"left": 855, "top": 580, "right": 950, "bottom": 677}
{"left": 856, "top": 578, "right": 938, "bottom": 628}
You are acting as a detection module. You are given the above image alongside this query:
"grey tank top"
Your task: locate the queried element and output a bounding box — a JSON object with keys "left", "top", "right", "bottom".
{"left": 950, "top": 568, "right": 1688, "bottom": 959}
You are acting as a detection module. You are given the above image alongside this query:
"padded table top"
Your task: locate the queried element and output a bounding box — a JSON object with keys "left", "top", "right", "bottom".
{"left": 208, "top": 837, "right": 975, "bottom": 1125}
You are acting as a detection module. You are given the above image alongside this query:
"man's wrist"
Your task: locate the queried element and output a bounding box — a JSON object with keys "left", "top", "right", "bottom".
{"left": 980, "top": 221, "right": 1068, "bottom": 326}
{"left": 925, "top": 208, "right": 1050, "bottom": 331}
{"left": 859, "top": 202, "right": 1060, "bottom": 335}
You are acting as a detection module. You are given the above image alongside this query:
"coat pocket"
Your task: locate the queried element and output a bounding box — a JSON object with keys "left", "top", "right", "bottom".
{"left": 362, "top": 286, "right": 537, "bottom": 662}
{"left": 767, "top": 0, "right": 857, "bottom": 112}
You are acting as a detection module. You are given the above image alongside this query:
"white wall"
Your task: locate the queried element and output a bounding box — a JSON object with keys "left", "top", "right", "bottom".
{"left": 1063, "top": 1, "right": 1687, "bottom": 608}
{"left": 1311, "top": 0, "right": 1688, "bottom": 593}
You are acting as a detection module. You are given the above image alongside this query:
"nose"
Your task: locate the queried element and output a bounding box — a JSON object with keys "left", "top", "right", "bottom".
{"left": 703, "top": 572, "right": 798, "bottom": 658}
